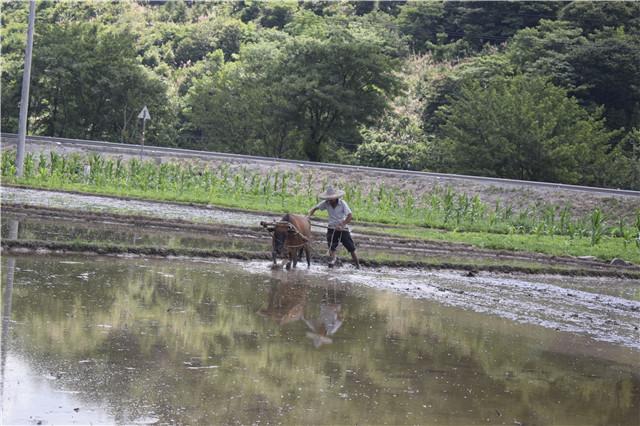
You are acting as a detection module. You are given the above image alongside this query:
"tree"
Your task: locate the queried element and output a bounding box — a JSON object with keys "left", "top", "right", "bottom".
{"left": 568, "top": 28, "right": 640, "bottom": 131}
{"left": 602, "top": 129, "right": 640, "bottom": 190}
{"left": 274, "top": 23, "right": 404, "bottom": 161}
{"left": 186, "top": 17, "right": 404, "bottom": 162}
{"left": 397, "top": 1, "right": 563, "bottom": 54}
{"left": 258, "top": 2, "right": 297, "bottom": 29}
{"left": 2, "top": 18, "right": 176, "bottom": 145}
{"left": 357, "top": 115, "right": 428, "bottom": 170}
{"left": 558, "top": 2, "right": 640, "bottom": 35}
{"left": 506, "top": 19, "right": 585, "bottom": 88}
{"left": 420, "top": 52, "right": 516, "bottom": 132}
{"left": 396, "top": 1, "right": 445, "bottom": 52}
{"left": 186, "top": 42, "right": 302, "bottom": 158}
{"left": 505, "top": 20, "right": 640, "bottom": 132}
{"left": 173, "top": 17, "right": 255, "bottom": 65}
{"left": 436, "top": 76, "right": 613, "bottom": 185}
{"left": 445, "top": 2, "right": 562, "bottom": 48}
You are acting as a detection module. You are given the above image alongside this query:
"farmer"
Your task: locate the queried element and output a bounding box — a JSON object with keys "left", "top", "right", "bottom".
{"left": 308, "top": 186, "right": 360, "bottom": 268}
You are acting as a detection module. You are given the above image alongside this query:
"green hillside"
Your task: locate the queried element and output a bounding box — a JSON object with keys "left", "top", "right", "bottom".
{"left": 1, "top": 1, "right": 639, "bottom": 189}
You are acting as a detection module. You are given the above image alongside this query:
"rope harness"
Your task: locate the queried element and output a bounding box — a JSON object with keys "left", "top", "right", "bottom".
{"left": 264, "top": 220, "right": 310, "bottom": 249}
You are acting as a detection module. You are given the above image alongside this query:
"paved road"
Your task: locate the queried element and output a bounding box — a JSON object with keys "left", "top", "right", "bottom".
{"left": 2, "top": 133, "right": 638, "bottom": 197}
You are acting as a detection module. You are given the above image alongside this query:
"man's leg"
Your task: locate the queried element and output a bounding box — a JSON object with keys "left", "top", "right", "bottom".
{"left": 327, "top": 229, "right": 340, "bottom": 266}
{"left": 341, "top": 231, "right": 359, "bottom": 268}
{"left": 328, "top": 250, "right": 337, "bottom": 266}
{"left": 350, "top": 251, "right": 360, "bottom": 269}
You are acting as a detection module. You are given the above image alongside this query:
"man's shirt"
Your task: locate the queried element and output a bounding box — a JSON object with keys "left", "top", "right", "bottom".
{"left": 314, "top": 199, "right": 352, "bottom": 230}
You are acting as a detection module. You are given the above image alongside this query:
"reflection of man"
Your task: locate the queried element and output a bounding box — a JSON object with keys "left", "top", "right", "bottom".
{"left": 304, "top": 302, "right": 343, "bottom": 348}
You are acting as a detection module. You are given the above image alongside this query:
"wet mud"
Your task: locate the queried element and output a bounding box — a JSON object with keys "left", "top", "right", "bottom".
{"left": 3, "top": 195, "right": 637, "bottom": 278}
{"left": 2, "top": 212, "right": 640, "bottom": 348}
{"left": 2, "top": 190, "right": 639, "bottom": 347}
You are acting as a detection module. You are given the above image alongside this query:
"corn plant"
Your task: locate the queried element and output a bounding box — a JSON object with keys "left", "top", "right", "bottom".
{"left": 442, "top": 187, "right": 455, "bottom": 224}
{"left": 590, "top": 208, "right": 605, "bottom": 246}
{"left": 635, "top": 211, "right": 640, "bottom": 249}
{"left": 1, "top": 150, "right": 16, "bottom": 176}
{"left": 558, "top": 206, "right": 571, "bottom": 235}
{"left": 37, "top": 152, "right": 48, "bottom": 180}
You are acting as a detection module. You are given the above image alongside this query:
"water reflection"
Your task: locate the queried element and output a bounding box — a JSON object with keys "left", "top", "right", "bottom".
{"left": 1, "top": 220, "right": 18, "bottom": 402}
{"left": 258, "top": 275, "right": 346, "bottom": 348}
{"left": 2, "top": 254, "right": 639, "bottom": 425}
{"left": 258, "top": 276, "right": 308, "bottom": 326}
{"left": 304, "top": 285, "right": 344, "bottom": 348}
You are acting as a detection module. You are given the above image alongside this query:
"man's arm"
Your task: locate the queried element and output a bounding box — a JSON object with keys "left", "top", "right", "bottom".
{"left": 308, "top": 201, "right": 325, "bottom": 217}
{"left": 338, "top": 213, "right": 352, "bottom": 229}
{"left": 337, "top": 200, "right": 353, "bottom": 229}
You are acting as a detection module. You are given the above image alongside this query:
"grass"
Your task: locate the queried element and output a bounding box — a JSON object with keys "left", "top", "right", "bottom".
{"left": 371, "top": 226, "right": 640, "bottom": 265}
{"left": 2, "top": 150, "right": 639, "bottom": 264}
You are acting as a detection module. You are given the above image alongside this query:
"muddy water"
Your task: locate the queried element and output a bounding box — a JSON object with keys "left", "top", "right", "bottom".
{"left": 1, "top": 214, "right": 270, "bottom": 252}
{"left": 2, "top": 254, "right": 639, "bottom": 425}
{"left": 2, "top": 187, "right": 359, "bottom": 235}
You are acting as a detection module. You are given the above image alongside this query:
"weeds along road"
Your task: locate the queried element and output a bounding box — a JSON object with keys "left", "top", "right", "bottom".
{"left": 3, "top": 133, "right": 639, "bottom": 198}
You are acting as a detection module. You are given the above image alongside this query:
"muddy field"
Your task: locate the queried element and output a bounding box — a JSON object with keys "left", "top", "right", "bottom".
{"left": 2, "top": 185, "right": 640, "bottom": 424}
{"left": 3, "top": 187, "right": 639, "bottom": 277}
{"left": 2, "top": 186, "right": 640, "bottom": 349}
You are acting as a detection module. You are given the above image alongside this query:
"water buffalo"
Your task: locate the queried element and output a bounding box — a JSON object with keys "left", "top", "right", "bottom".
{"left": 260, "top": 213, "right": 312, "bottom": 269}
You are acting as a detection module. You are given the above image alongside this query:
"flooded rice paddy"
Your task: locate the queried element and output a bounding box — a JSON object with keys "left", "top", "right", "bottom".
{"left": 2, "top": 187, "right": 640, "bottom": 424}
{"left": 1, "top": 213, "right": 268, "bottom": 253}
{"left": 2, "top": 254, "right": 639, "bottom": 425}
{"left": 6, "top": 186, "right": 640, "bottom": 276}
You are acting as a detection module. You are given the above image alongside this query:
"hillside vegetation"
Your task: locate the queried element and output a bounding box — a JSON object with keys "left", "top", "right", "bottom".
{"left": 1, "top": 1, "right": 639, "bottom": 189}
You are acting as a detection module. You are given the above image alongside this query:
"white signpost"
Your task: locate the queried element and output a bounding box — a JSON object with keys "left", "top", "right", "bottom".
{"left": 138, "top": 105, "right": 151, "bottom": 155}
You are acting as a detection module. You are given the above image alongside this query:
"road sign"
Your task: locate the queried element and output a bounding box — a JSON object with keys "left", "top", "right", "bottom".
{"left": 138, "top": 106, "right": 150, "bottom": 156}
{"left": 138, "top": 106, "right": 151, "bottom": 121}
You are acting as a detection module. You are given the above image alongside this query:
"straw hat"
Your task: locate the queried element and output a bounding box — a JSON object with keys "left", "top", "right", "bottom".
{"left": 306, "top": 332, "right": 333, "bottom": 348}
{"left": 318, "top": 186, "right": 345, "bottom": 200}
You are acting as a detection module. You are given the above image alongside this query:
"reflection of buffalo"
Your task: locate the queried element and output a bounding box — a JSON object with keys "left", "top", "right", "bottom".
{"left": 257, "top": 280, "right": 308, "bottom": 326}
{"left": 260, "top": 214, "right": 311, "bottom": 269}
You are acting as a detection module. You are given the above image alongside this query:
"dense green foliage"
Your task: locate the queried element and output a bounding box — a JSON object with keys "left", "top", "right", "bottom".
{"left": 437, "top": 76, "right": 613, "bottom": 184}
{"left": 1, "top": 1, "right": 639, "bottom": 188}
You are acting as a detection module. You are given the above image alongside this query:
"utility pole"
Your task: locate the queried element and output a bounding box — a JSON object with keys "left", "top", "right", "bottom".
{"left": 15, "top": 0, "right": 36, "bottom": 177}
